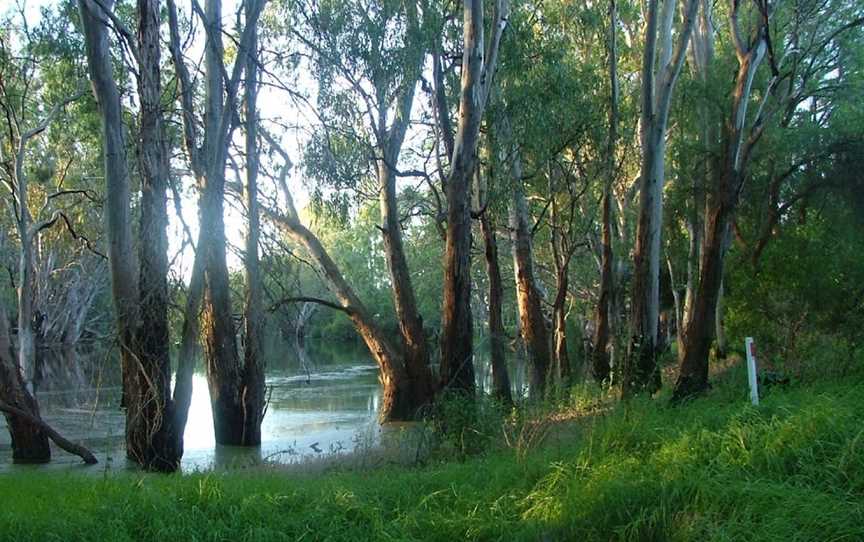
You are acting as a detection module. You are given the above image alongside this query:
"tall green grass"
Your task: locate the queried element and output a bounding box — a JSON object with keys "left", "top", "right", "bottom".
{"left": 2, "top": 372, "right": 863, "bottom": 541}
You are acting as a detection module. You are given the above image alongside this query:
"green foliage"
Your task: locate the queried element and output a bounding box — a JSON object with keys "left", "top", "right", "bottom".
{"left": 725, "top": 202, "right": 864, "bottom": 379}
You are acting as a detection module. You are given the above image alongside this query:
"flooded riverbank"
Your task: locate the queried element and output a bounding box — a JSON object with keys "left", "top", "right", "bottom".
{"left": 1, "top": 340, "right": 529, "bottom": 473}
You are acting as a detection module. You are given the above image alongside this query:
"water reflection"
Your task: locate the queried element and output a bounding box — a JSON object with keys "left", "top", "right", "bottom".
{"left": 0, "top": 341, "right": 527, "bottom": 472}
{"left": 0, "top": 342, "right": 381, "bottom": 472}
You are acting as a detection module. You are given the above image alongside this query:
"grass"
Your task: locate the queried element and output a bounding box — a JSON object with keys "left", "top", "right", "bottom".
{"left": 2, "top": 365, "right": 863, "bottom": 541}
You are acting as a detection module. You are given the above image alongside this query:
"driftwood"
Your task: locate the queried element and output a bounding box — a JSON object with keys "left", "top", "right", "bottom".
{"left": 0, "top": 400, "right": 98, "bottom": 464}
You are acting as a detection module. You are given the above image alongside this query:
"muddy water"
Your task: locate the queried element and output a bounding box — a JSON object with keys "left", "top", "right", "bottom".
{"left": 0, "top": 343, "right": 381, "bottom": 472}
{"left": 0, "top": 341, "right": 529, "bottom": 472}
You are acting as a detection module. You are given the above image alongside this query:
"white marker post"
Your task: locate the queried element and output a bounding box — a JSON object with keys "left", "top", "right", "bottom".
{"left": 745, "top": 337, "right": 759, "bottom": 406}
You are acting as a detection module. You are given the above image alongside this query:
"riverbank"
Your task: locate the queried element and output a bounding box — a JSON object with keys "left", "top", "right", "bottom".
{"left": 2, "top": 368, "right": 863, "bottom": 541}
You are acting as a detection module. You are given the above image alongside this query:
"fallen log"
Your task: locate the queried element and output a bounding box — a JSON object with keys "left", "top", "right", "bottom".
{"left": 0, "top": 400, "right": 98, "bottom": 464}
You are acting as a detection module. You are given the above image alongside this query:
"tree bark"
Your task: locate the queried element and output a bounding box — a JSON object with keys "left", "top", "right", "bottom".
{"left": 0, "top": 299, "right": 50, "bottom": 463}
{"left": 79, "top": 0, "right": 153, "bottom": 465}
{"left": 240, "top": 12, "right": 266, "bottom": 446}
{"left": 508, "top": 165, "right": 551, "bottom": 396}
{"left": 592, "top": 0, "right": 619, "bottom": 384}
{"left": 130, "top": 0, "right": 182, "bottom": 470}
{"left": 440, "top": 1, "right": 484, "bottom": 395}
{"left": 268, "top": 183, "right": 419, "bottom": 421}
{"left": 376, "top": 14, "right": 436, "bottom": 412}
{"left": 475, "top": 166, "right": 512, "bottom": 405}
{"left": 198, "top": 0, "right": 265, "bottom": 445}
{"left": 552, "top": 269, "right": 570, "bottom": 382}
{"left": 625, "top": 0, "right": 699, "bottom": 395}
{"left": 674, "top": 1, "right": 769, "bottom": 400}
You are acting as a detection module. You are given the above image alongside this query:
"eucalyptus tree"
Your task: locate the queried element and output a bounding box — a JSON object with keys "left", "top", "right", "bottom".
{"left": 625, "top": 0, "right": 699, "bottom": 394}
{"left": 292, "top": 0, "right": 437, "bottom": 411}
{"left": 77, "top": 0, "right": 192, "bottom": 469}
{"left": 490, "top": 0, "right": 616, "bottom": 391}
{"left": 674, "top": 0, "right": 864, "bottom": 399}
{"left": 163, "top": 0, "right": 266, "bottom": 445}
{"left": 241, "top": 0, "right": 266, "bottom": 446}
{"left": 438, "top": 0, "right": 509, "bottom": 394}
{"left": 474, "top": 149, "right": 512, "bottom": 404}
{"left": 592, "top": 0, "right": 620, "bottom": 383}
{"left": 0, "top": 9, "right": 102, "bottom": 464}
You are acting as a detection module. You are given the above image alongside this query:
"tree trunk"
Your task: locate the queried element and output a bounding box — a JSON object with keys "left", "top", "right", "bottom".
{"left": 674, "top": 198, "right": 731, "bottom": 399}
{"left": 440, "top": 0, "right": 484, "bottom": 396}
{"left": 552, "top": 269, "right": 570, "bottom": 382}
{"left": 376, "top": 34, "right": 436, "bottom": 411}
{"left": 439, "top": 0, "right": 508, "bottom": 395}
{"left": 593, "top": 0, "right": 618, "bottom": 383}
{"left": 130, "top": 0, "right": 181, "bottom": 470}
{"left": 625, "top": 0, "right": 699, "bottom": 396}
{"left": 17, "top": 230, "right": 36, "bottom": 393}
{"left": 509, "top": 181, "right": 551, "bottom": 397}
{"left": 79, "top": 0, "right": 152, "bottom": 464}
{"left": 200, "top": 0, "right": 245, "bottom": 445}
{"left": 270, "top": 198, "right": 419, "bottom": 421}
{"left": 379, "top": 160, "right": 437, "bottom": 409}
{"left": 673, "top": 1, "right": 768, "bottom": 401}
{"left": 0, "top": 300, "right": 50, "bottom": 463}
{"left": 715, "top": 277, "right": 727, "bottom": 358}
{"left": 240, "top": 0, "right": 266, "bottom": 447}
{"left": 477, "top": 168, "right": 512, "bottom": 404}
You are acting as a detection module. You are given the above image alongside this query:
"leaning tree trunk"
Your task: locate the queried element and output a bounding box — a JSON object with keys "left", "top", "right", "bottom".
{"left": 0, "top": 299, "right": 50, "bottom": 463}
{"left": 269, "top": 189, "right": 419, "bottom": 420}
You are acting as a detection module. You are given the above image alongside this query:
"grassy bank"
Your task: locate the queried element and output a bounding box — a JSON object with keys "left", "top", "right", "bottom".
{"left": 2, "top": 369, "right": 863, "bottom": 541}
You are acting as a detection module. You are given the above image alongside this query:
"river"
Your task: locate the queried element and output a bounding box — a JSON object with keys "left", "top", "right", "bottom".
{"left": 0, "top": 340, "right": 527, "bottom": 472}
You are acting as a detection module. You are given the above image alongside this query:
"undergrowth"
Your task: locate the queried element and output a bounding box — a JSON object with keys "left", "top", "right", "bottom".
{"left": 1, "top": 366, "right": 863, "bottom": 541}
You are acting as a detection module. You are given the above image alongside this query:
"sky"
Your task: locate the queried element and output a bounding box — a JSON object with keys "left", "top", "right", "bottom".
{"left": 6, "top": 0, "right": 437, "bottom": 285}
{"left": 5, "top": 0, "right": 315, "bottom": 279}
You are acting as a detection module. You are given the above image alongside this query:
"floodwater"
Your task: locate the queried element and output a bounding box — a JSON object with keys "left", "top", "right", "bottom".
{"left": 0, "top": 342, "right": 382, "bottom": 472}
{"left": 0, "top": 340, "right": 528, "bottom": 473}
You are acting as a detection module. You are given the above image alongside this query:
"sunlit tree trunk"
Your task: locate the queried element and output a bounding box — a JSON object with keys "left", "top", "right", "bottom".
{"left": 440, "top": 0, "right": 508, "bottom": 394}
{"left": 625, "top": 0, "right": 699, "bottom": 395}
{"left": 507, "top": 154, "right": 551, "bottom": 396}
{"left": 376, "top": 10, "right": 436, "bottom": 411}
